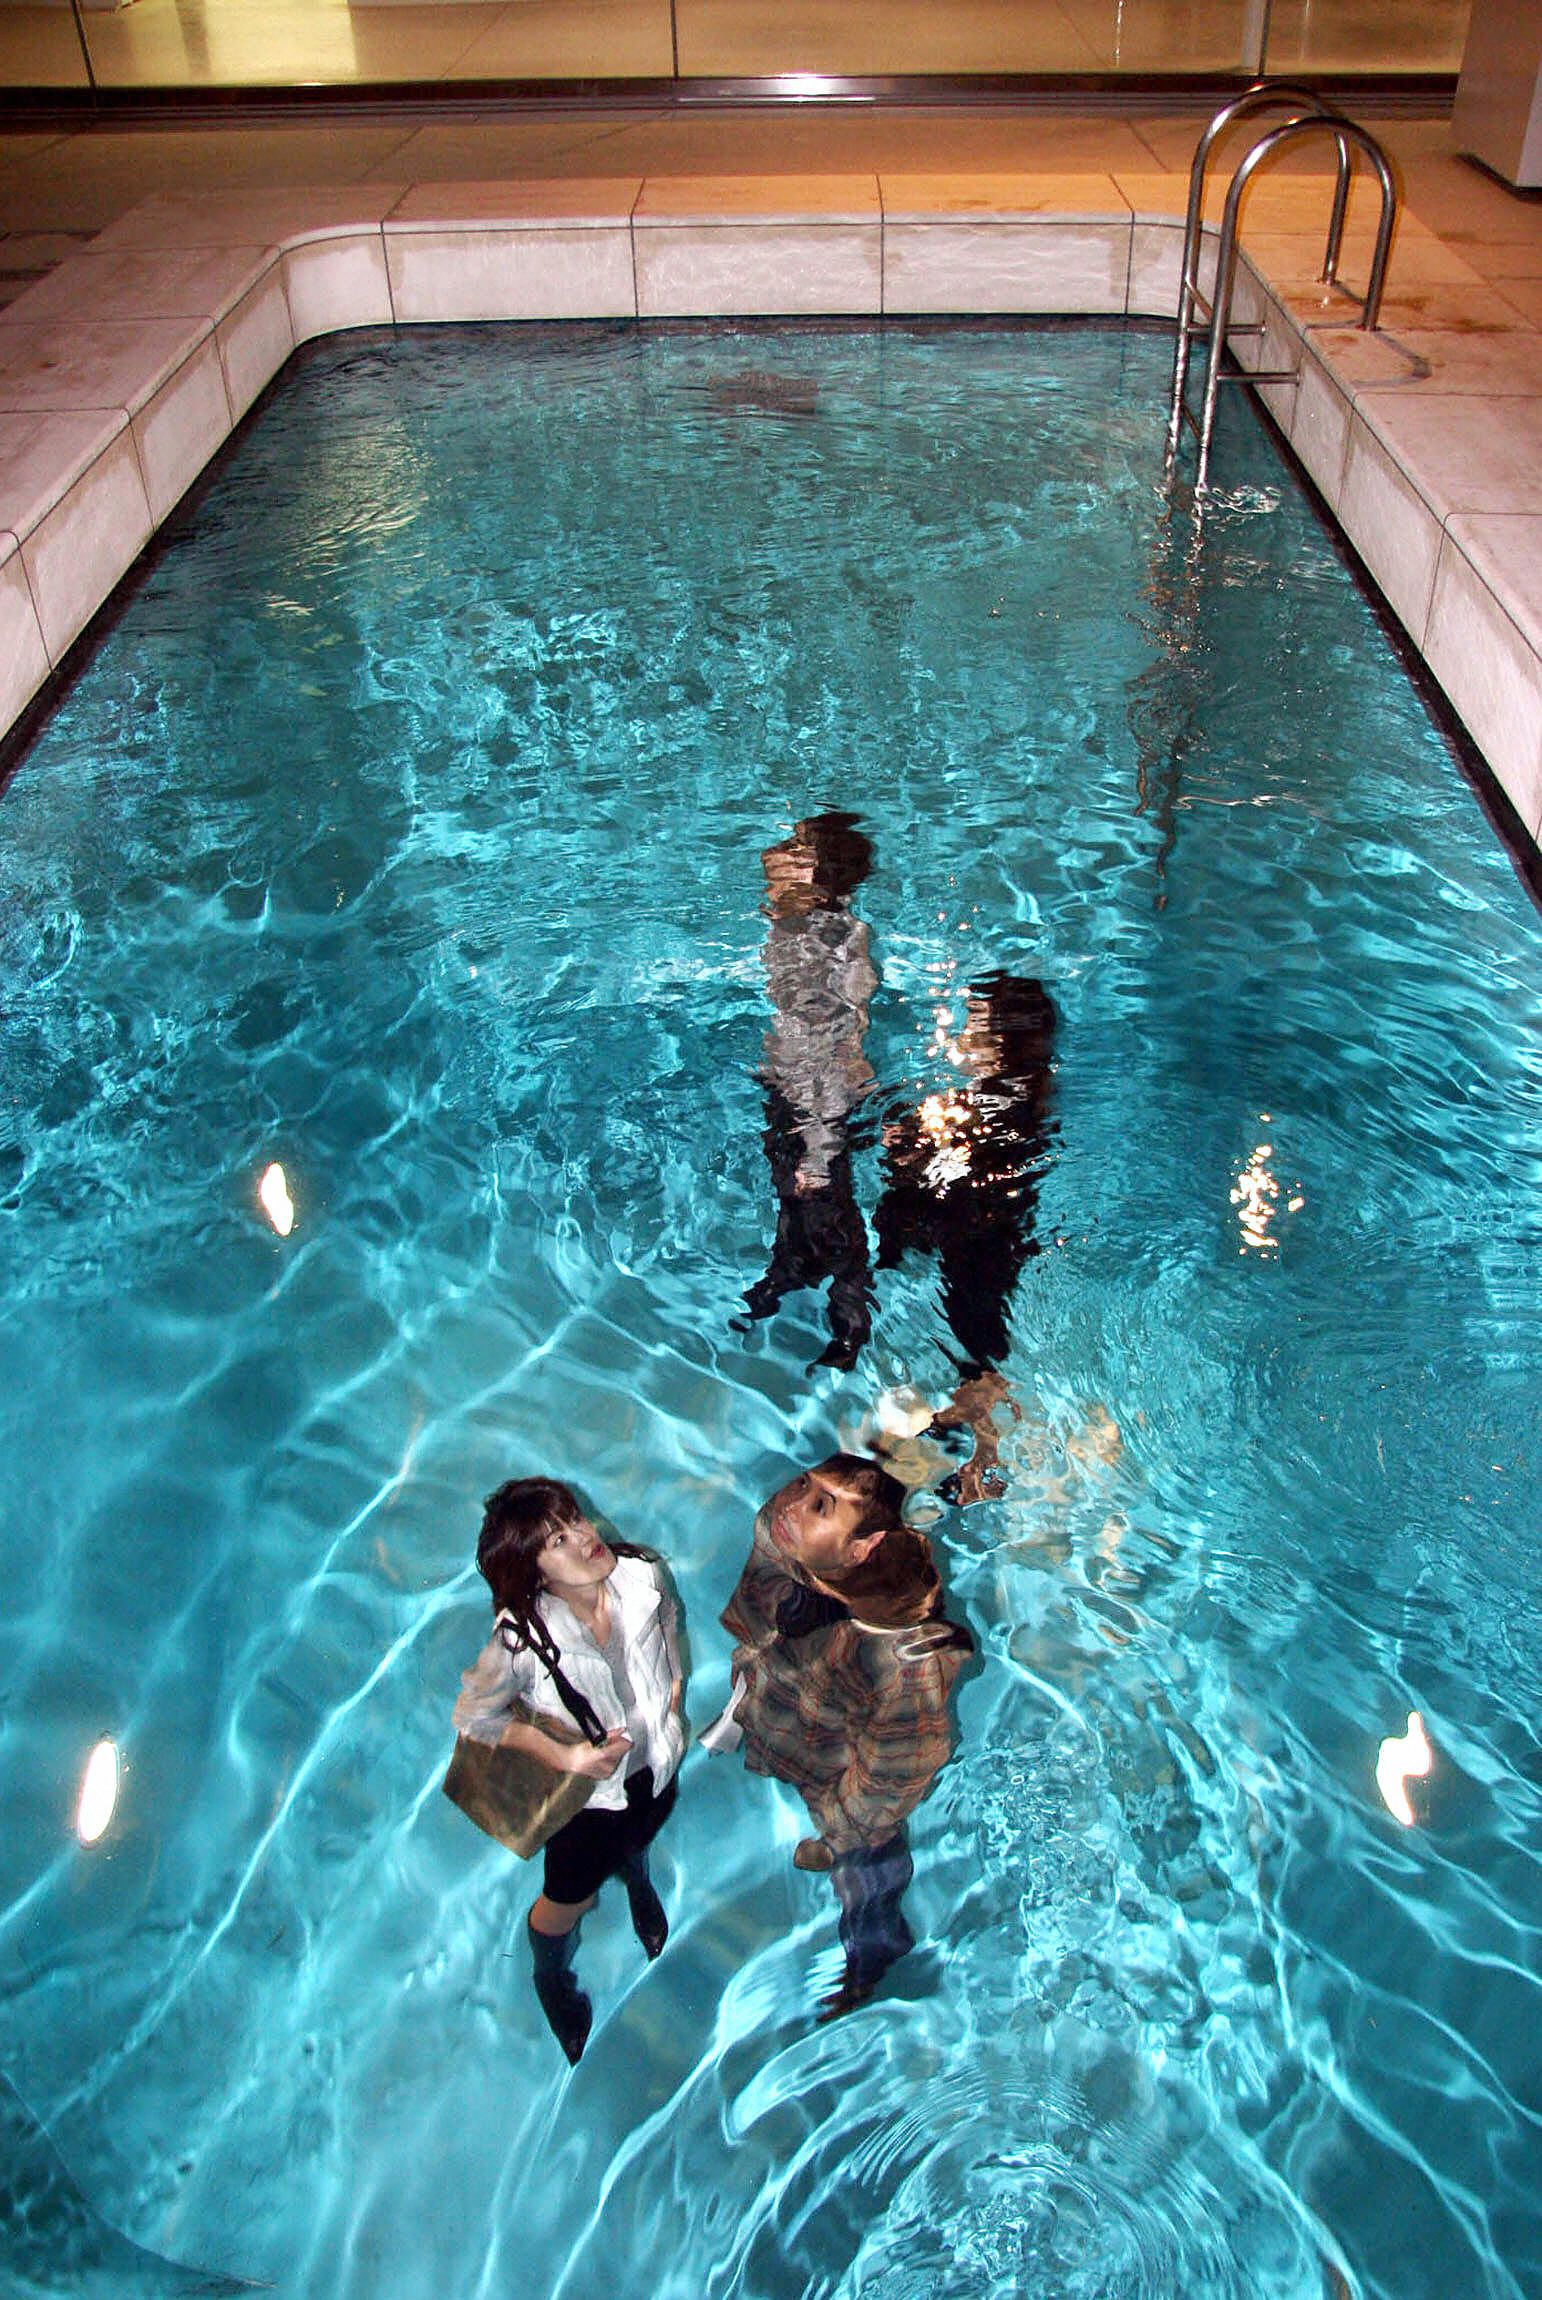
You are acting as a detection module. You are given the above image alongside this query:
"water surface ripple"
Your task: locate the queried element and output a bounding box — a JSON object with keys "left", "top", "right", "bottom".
{"left": 0, "top": 324, "right": 1538, "bottom": 2300}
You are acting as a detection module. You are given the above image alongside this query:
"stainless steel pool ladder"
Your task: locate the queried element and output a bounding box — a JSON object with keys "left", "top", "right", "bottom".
{"left": 1166, "top": 85, "right": 1399, "bottom": 491}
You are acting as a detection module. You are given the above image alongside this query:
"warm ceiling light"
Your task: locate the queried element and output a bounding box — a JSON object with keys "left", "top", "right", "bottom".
{"left": 1376, "top": 1711, "right": 1432, "bottom": 1827}
{"left": 258, "top": 1162, "right": 295, "bottom": 1237}
{"left": 76, "top": 1738, "right": 120, "bottom": 1845}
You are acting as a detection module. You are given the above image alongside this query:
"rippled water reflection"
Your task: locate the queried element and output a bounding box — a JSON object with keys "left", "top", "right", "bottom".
{"left": 1, "top": 324, "right": 1539, "bottom": 2300}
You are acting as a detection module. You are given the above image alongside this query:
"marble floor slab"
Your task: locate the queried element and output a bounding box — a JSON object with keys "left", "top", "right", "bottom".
{"left": 0, "top": 313, "right": 214, "bottom": 414}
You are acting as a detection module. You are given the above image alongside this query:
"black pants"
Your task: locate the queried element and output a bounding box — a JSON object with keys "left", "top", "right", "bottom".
{"left": 741, "top": 1085, "right": 873, "bottom": 1367}
{"left": 875, "top": 1189, "right": 1036, "bottom": 1380}
{"left": 935, "top": 1230, "right": 1037, "bottom": 1379}
{"left": 543, "top": 1767, "right": 676, "bottom": 1906}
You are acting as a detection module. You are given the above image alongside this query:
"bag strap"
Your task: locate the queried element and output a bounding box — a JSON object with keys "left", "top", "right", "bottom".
{"left": 498, "top": 1615, "right": 608, "bottom": 1747}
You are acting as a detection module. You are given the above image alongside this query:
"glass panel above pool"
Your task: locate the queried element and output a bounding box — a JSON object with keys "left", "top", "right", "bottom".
{"left": 1, "top": 323, "right": 1538, "bottom": 2300}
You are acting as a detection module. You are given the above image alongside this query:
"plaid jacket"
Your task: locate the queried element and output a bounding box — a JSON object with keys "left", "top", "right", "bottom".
{"left": 721, "top": 1508, "right": 970, "bottom": 1857}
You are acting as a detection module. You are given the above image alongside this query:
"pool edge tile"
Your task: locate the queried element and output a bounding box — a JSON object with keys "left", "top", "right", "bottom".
{"left": 19, "top": 424, "right": 154, "bottom": 667}
{"left": 1127, "top": 222, "right": 1185, "bottom": 318}
{"left": 0, "top": 527, "right": 49, "bottom": 731}
{"left": 5, "top": 244, "right": 275, "bottom": 331}
{"left": 217, "top": 270, "right": 296, "bottom": 424}
{"left": 90, "top": 188, "right": 406, "bottom": 254}
{"left": 284, "top": 232, "right": 395, "bottom": 345}
{"left": 1288, "top": 341, "right": 1354, "bottom": 514}
{"left": 385, "top": 225, "right": 635, "bottom": 324}
{"left": 1229, "top": 271, "right": 1304, "bottom": 439}
{"left": 877, "top": 172, "right": 1132, "bottom": 223}
{"left": 1337, "top": 412, "right": 1445, "bottom": 650}
{"left": 131, "top": 335, "right": 234, "bottom": 529}
{"left": 882, "top": 219, "right": 1131, "bottom": 317}
{"left": 388, "top": 180, "right": 643, "bottom": 230}
{"left": 1350, "top": 388, "right": 1542, "bottom": 522}
{"left": 0, "top": 313, "right": 215, "bottom": 424}
{"left": 1424, "top": 522, "right": 1542, "bottom": 838}
{"left": 0, "top": 403, "right": 132, "bottom": 539}
{"left": 634, "top": 222, "right": 882, "bottom": 320}
{"left": 634, "top": 175, "right": 880, "bottom": 224}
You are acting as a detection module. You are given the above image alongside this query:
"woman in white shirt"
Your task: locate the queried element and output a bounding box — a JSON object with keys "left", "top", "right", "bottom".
{"left": 455, "top": 1477, "right": 685, "bottom": 2063}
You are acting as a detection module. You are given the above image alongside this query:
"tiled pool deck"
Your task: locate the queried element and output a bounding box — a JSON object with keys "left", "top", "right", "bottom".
{"left": 0, "top": 111, "right": 1539, "bottom": 858}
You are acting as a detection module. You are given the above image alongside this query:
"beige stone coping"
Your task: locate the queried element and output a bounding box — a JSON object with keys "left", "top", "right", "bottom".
{"left": 0, "top": 173, "right": 1537, "bottom": 861}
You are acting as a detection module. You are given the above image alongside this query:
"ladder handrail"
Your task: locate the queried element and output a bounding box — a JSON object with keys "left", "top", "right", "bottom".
{"left": 1166, "top": 80, "right": 1352, "bottom": 465}
{"left": 1193, "top": 114, "right": 1398, "bottom": 488}
{"left": 1180, "top": 80, "right": 1349, "bottom": 290}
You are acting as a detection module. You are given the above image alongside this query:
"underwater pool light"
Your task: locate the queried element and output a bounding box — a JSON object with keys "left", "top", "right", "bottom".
{"left": 258, "top": 1161, "right": 295, "bottom": 1237}
{"left": 75, "top": 1738, "right": 120, "bottom": 1845}
{"left": 1376, "top": 1710, "right": 1433, "bottom": 1827}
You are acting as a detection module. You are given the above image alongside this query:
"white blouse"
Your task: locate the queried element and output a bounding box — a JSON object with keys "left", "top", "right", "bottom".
{"left": 453, "top": 1554, "right": 684, "bottom": 1813}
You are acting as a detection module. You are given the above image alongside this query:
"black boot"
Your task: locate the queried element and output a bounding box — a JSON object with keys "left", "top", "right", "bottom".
{"left": 621, "top": 1852, "right": 668, "bottom": 1960}
{"left": 528, "top": 1919, "right": 591, "bottom": 2065}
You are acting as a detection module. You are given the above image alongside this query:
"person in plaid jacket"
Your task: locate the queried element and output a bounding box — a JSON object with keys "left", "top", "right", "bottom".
{"left": 718, "top": 1453, "right": 972, "bottom": 2017}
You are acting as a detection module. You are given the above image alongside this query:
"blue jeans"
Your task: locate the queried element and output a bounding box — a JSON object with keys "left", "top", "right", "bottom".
{"left": 830, "top": 1833, "right": 915, "bottom": 1986}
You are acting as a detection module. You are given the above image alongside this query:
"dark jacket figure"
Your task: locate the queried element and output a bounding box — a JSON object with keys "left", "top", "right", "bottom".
{"left": 737, "top": 813, "right": 878, "bottom": 1371}
{"left": 875, "top": 973, "right": 1057, "bottom": 1500}
{"left": 719, "top": 1456, "right": 970, "bottom": 2017}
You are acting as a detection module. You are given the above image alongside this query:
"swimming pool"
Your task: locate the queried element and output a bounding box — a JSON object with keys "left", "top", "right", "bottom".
{"left": 0, "top": 319, "right": 1538, "bottom": 2299}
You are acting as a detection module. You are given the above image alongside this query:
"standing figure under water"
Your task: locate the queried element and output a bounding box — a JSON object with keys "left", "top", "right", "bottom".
{"left": 454, "top": 1478, "right": 685, "bottom": 2064}
{"left": 715, "top": 1454, "right": 971, "bottom": 2019}
{"left": 736, "top": 812, "right": 879, "bottom": 1372}
{"left": 875, "top": 973, "right": 1057, "bottom": 1504}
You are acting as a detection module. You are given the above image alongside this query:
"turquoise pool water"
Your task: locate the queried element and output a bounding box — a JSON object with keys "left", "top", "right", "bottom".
{"left": 0, "top": 322, "right": 1539, "bottom": 2300}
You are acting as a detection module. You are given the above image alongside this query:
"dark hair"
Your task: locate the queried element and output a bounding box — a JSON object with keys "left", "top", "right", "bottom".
{"left": 965, "top": 971, "right": 1056, "bottom": 1077}
{"left": 809, "top": 1454, "right": 942, "bottom": 1623}
{"left": 813, "top": 1452, "right": 908, "bottom": 1543}
{"left": 764, "top": 811, "right": 874, "bottom": 906}
{"left": 476, "top": 1477, "right": 643, "bottom": 1662}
